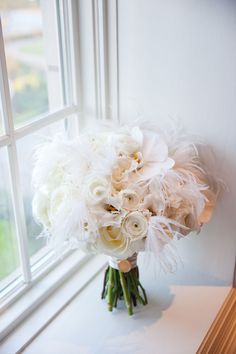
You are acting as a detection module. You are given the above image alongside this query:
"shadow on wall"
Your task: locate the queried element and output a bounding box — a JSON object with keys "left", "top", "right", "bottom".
{"left": 174, "top": 143, "right": 235, "bottom": 287}
{"left": 137, "top": 139, "right": 236, "bottom": 288}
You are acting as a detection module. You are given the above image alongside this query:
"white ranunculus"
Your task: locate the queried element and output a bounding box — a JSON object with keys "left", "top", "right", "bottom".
{"left": 32, "top": 189, "right": 50, "bottom": 227}
{"left": 111, "top": 157, "right": 136, "bottom": 191}
{"left": 121, "top": 188, "right": 141, "bottom": 211}
{"left": 84, "top": 176, "right": 110, "bottom": 204}
{"left": 106, "top": 194, "right": 123, "bottom": 211}
{"left": 122, "top": 211, "right": 148, "bottom": 241}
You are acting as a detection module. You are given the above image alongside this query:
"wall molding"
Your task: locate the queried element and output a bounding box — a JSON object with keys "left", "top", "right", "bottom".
{"left": 91, "top": 0, "right": 119, "bottom": 121}
{"left": 92, "top": 0, "right": 108, "bottom": 120}
{"left": 106, "top": 0, "right": 119, "bottom": 122}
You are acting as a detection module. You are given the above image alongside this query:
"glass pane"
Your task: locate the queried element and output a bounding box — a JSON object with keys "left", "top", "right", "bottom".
{"left": 0, "top": 97, "right": 5, "bottom": 136}
{"left": 1, "top": 1, "right": 64, "bottom": 127}
{"left": 0, "top": 147, "right": 20, "bottom": 285}
{"left": 17, "top": 119, "right": 67, "bottom": 264}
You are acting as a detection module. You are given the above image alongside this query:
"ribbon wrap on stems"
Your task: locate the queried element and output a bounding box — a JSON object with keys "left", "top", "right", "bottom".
{"left": 101, "top": 253, "right": 148, "bottom": 315}
{"left": 108, "top": 253, "right": 138, "bottom": 272}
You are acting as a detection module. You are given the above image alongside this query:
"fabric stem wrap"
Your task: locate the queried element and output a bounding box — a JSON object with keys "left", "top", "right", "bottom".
{"left": 108, "top": 253, "right": 137, "bottom": 270}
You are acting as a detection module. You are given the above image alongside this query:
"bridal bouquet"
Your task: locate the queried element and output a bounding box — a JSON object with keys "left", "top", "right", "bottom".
{"left": 32, "top": 122, "right": 217, "bottom": 315}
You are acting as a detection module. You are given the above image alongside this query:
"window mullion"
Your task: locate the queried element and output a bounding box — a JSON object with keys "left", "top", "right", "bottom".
{"left": 14, "top": 105, "right": 77, "bottom": 141}
{"left": 0, "top": 19, "right": 31, "bottom": 284}
{"left": 67, "top": 0, "right": 81, "bottom": 135}
{"left": 92, "top": 0, "right": 109, "bottom": 121}
{"left": 57, "top": 0, "right": 72, "bottom": 106}
{"left": 0, "top": 134, "right": 10, "bottom": 147}
{"left": 57, "top": 0, "right": 81, "bottom": 136}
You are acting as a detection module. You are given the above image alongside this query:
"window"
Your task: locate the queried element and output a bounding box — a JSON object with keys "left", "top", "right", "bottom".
{"left": 0, "top": 0, "right": 79, "bottom": 306}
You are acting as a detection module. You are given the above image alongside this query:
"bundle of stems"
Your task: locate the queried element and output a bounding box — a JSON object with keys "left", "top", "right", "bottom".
{"left": 101, "top": 266, "right": 148, "bottom": 315}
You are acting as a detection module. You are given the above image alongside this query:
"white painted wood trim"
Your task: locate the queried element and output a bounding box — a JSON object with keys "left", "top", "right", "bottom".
{"left": 14, "top": 105, "right": 77, "bottom": 140}
{"left": 0, "top": 1, "right": 121, "bottom": 344}
{"left": 92, "top": 0, "right": 109, "bottom": 120}
{"left": 0, "top": 0, "right": 80, "bottom": 308}
{"left": 0, "top": 251, "right": 90, "bottom": 341}
{"left": 0, "top": 19, "right": 31, "bottom": 284}
{"left": 0, "top": 134, "right": 10, "bottom": 147}
{"left": 91, "top": 0, "right": 120, "bottom": 122}
{"left": 107, "top": 0, "right": 120, "bottom": 122}
{"left": 0, "top": 254, "right": 107, "bottom": 351}
{"left": 66, "top": 0, "right": 82, "bottom": 135}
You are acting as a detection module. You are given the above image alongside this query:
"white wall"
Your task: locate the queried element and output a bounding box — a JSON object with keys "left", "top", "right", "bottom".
{"left": 117, "top": 0, "right": 236, "bottom": 285}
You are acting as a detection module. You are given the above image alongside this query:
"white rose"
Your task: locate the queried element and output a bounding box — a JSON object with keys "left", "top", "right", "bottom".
{"left": 47, "top": 164, "right": 66, "bottom": 192}
{"left": 49, "top": 185, "right": 79, "bottom": 222}
{"left": 198, "top": 189, "right": 216, "bottom": 224}
{"left": 32, "top": 189, "right": 50, "bottom": 227}
{"left": 122, "top": 211, "right": 148, "bottom": 241}
{"left": 167, "top": 202, "right": 200, "bottom": 236}
{"left": 97, "top": 226, "right": 130, "bottom": 258}
{"left": 84, "top": 176, "right": 110, "bottom": 204}
{"left": 97, "top": 226, "right": 142, "bottom": 259}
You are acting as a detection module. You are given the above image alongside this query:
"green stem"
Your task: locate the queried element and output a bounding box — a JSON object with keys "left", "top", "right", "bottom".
{"left": 138, "top": 280, "right": 148, "bottom": 305}
{"left": 131, "top": 267, "right": 148, "bottom": 305}
{"left": 113, "top": 269, "right": 118, "bottom": 307}
{"left": 101, "top": 265, "right": 147, "bottom": 314}
{"left": 119, "top": 270, "right": 133, "bottom": 316}
{"left": 101, "top": 267, "right": 109, "bottom": 299}
{"left": 126, "top": 273, "right": 136, "bottom": 307}
{"left": 107, "top": 267, "right": 114, "bottom": 311}
{"left": 128, "top": 272, "right": 146, "bottom": 305}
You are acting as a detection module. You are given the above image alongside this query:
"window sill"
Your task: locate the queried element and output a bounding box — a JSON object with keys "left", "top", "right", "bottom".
{"left": 0, "top": 252, "right": 107, "bottom": 352}
{"left": 1, "top": 257, "right": 231, "bottom": 354}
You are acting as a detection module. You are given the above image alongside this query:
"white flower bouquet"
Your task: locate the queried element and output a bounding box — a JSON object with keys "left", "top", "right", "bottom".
{"left": 32, "top": 122, "right": 218, "bottom": 315}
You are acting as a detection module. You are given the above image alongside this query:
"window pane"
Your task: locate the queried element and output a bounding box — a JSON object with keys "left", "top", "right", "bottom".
{"left": 0, "top": 97, "right": 5, "bottom": 136}
{"left": 17, "top": 119, "right": 67, "bottom": 264}
{"left": 1, "top": 1, "right": 64, "bottom": 127}
{"left": 0, "top": 147, "right": 20, "bottom": 286}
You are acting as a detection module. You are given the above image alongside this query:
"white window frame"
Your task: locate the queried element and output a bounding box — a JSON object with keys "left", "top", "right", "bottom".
{"left": 0, "top": 0, "right": 119, "bottom": 344}
{"left": 0, "top": 0, "right": 81, "bottom": 308}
